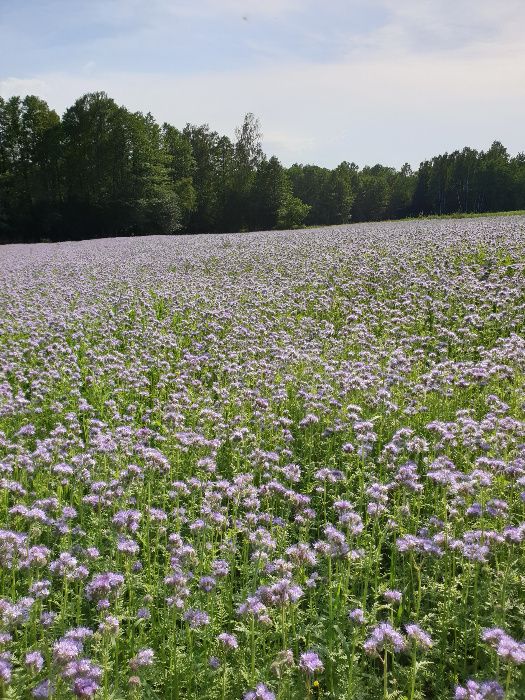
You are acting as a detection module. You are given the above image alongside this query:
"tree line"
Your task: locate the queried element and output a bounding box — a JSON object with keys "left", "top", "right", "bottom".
{"left": 1, "top": 91, "right": 524, "bottom": 243}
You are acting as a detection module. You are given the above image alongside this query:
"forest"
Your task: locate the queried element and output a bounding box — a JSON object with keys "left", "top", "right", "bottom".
{"left": 1, "top": 91, "right": 524, "bottom": 243}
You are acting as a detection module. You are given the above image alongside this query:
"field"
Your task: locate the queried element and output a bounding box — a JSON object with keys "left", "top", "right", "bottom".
{"left": 0, "top": 216, "right": 525, "bottom": 699}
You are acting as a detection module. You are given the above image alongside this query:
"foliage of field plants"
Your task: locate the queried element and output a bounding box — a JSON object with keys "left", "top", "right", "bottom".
{"left": 1, "top": 216, "right": 525, "bottom": 700}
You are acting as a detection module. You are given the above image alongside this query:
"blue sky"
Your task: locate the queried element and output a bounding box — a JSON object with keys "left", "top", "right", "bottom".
{"left": 1, "top": 0, "right": 524, "bottom": 167}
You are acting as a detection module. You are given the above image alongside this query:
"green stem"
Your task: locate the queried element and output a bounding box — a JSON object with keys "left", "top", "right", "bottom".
{"left": 383, "top": 650, "right": 389, "bottom": 700}
{"left": 347, "top": 635, "right": 357, "bottom": 699}
{"left": 409, "top": 648, "right": 417, "bottom": 700}
{"left": 250, "top": 615, "right": 256, "bottom": 683}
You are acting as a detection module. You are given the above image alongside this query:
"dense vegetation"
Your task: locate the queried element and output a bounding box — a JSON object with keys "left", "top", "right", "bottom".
{"left": 1, "top": 92, "right": 525, "bottom": 242}
{"left": 0, "top": 217, "right": 525, "bottom": 698}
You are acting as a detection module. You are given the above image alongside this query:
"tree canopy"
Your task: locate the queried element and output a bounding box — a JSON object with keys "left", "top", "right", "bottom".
{"left": 0, "top": 92, "right": 524, "bottom": 243}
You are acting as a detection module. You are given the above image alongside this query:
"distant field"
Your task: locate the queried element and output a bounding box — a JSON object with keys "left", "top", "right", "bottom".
{"left": 299, "top": 210, "right": 525, "bottom": 232}
{"left": 0, "top": 216, "right": 524, "bottom": 699}
{"left": 398, "top": 209, "right": 525, "bottom": 222}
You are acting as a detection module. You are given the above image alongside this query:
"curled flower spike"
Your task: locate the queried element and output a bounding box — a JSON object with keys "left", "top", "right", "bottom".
{"left": 243, "top": 683, "right": 276, "bottom": 700}
{"left": 454, "top": 679, "right": 504, "bottom": 699}
{"left": 299, "top": 651, "right": 324, "bottom": 675}
{"left": 364, "top": 623, "right": 407, "bottom": 655}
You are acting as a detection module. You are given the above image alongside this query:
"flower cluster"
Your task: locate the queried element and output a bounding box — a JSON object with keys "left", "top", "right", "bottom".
{"left": 0, "top": 217, "right": 524, "bottom": 698}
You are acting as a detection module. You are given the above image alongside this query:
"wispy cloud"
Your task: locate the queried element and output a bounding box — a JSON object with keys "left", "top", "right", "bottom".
{"left": 1, "top": 0, "right": 524, "bottom": 167}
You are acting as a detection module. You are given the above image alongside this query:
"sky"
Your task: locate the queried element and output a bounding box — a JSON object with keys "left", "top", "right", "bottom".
{"left": 1, "top": 0, "right": 524, "bottom": 169}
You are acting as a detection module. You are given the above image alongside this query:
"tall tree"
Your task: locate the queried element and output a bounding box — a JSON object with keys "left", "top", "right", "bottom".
{"left": 0, "top": 95, "right": 60, "bottom": 240}
{"left": 287, "top": 164, "right": 331, "bottom": 225}
{"left": 352, "top": 165, "right": 393, "bottom": 221}
{"left": 1, "top": 90, "right": 524, "bottom": 242}
{"left": 250, "top": 156, "right": 310, "bottom": 230}
{"left": 479, "top": 141, "right": 512, "bottom": 212}
{"left": 183, "top": 123, "right": 223, "bottom": 233}
{"left": 162, "top": 124, "right": 196, "bottom": 229}
{"left": 387, "top": 163, "right": 416, "bottom": 219}
{"left": 319, "top": 161, "right": 356, "bottom": 224}
{"left": 61, "top": 92, "right": 178, "bottom": 238}
{"left": 231, "top": 113, "right": 263, "bottom": 230}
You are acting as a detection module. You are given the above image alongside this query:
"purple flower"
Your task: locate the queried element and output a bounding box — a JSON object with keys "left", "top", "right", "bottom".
{"left": 208, "top": 656, "right": 220, "bottom": 669}
{"left": 64, "top": 628, "right": 94, "bottom": 642}
{"left": 130, "top": 648, "right": 155, "bottom": 670}
{"left": 298, "top": 651, "right": 324, "bottom": 675}
{"left": 62, "top": 658, "right": 102, "bottom": 682}
{"left": 364, "top": 623, "right": 407, "bottom": 655}
{"left": 112, "top": 509, "right": 141, "bottom": 533}
{"left": 183, "top": 609, "right": 210, "bottom": 629}
{"left": 217, "top": 632, "right": 238, "bottom": 650}
{"left": 99, "top": 615, "right": 120, "bottom": 634}
{"left": 254, "top": 578, "right": 303, "bottom": 608}
{"left": 481, "top": 628, "right": 525, "bottom": 664}
{"left": 211, "top": 559, "right": 230, "bottom": 577}
{"left": 199, "top": 576, "right": 216, "bottom": 592}
{"left": 32, "top": 680, "right": 55, "bottom": 698}
{"left": 25, "top": 650, "right": 45, "bottom": 672}
{"left": 237, "top": 596, "right": 271, "bottom": 624}
{"left": 454, "top": 679, "right": 504, "bottom": 699}
{"left": 85, "top": 572, "right": 124, "bottom": 601}
{"left": 348, "top": 607, "right": 365, "bottom": 625}
{"left": 72, "top": 677, "right": 99, "bottom": 698}
{"left": 405, "top": 624, "right": 432, "bottom": 649}
{"left": 383, "top": 589, "right": 403, "bottom": 605}
{"left": 53, "top": 638, "right": 82, "bottom": 665}
{"left": 40, "top": 611, "right": 57, "bottom": 628}
{"left": 0, "top": 656, "right": 11, "bottom": 683}
{"left": 29, "top": 580, "right": 52, "bottom": 599}
{"left": 117, "top": 537, "right": 139, "bottom": 556}
{"left": 0, "top": 596, "right": 34, "bottom": 627}
{"left": 243, "top": 683, "right": 276, "bottom": 700}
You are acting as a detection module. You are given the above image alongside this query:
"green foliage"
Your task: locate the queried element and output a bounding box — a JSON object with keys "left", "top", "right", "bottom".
{"left": 60, "top": 93, "right": 179, "bottom": 237}
{"left": 162, "top": 124, "right": 197, "bottom": 226}
{"left": 277, "top": 190, "right": 311, "bottom": 229}
{"left": 319, "top": 162, "right": 356, "bottom": 224}
{"left": 1, "top": 91, "right": 525, "bottom": 242}
{"left": 411, "top": 142, "right": 524, "bottom": 216}
{"left": 0, "top": 95, "right": 61, "bottom": 241}
{"left": 2, "top": 223, "right": 525, "bottom": 697}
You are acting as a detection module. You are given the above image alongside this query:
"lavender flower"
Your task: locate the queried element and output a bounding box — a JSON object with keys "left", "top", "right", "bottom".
{"left": 85, "top": 572, "right": 124, "bottom": 602}
{"left": 183, "top": 609, "right": 210, "bottom": 629}
{"left": 405, "top": 624, "right": 433, "bottom": 649}
{"left": 130, "top": 648, "right": 155, "bottom": 670}
{"left": 364, "top": 623, "right": 407, "bottom": 655}
{"left": 383, "top": 589, "right": 403, "bottom": 605}
{"left": 454, "top": 679, "right": 504, "bottom": 699}
{"left": 299, "top": 651, "right": 324, "bottom": 674}
{"left": 32, "top": 680, "right": 55, "bottom": 698}
{"left": 243, "top": 683, "right": 276, "bottom": 700}
{"left": 348, "top": 607, "right": 366, "bottom": 625}
{"left": 25, "top": 650, "right": 45, "bottom": 672}
{"left": 217, "top": 632, "right": 238, "bottom": 650}
{"left": 0, "top": 655, "right": 11, "bottom": 683}
{"left": 481, "top": 628, "right": 525, "bottom": 664}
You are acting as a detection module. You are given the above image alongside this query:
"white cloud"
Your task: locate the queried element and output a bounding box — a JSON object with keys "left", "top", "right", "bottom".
{"left": 1, "top": 0, "right": 524, "bottom": 167}
{"left": 0, "top": 77, "right": 49, "bottom": 96}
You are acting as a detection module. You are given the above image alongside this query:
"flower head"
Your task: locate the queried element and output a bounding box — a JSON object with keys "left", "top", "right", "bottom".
{"left": 455, "top": 679, "right": 504, "bottom": 699}
{"left": 299, "top": 651, "right": 324, "bottom": 675}
{"left": 243, "top": 683, "right": 276, "bottom": 700}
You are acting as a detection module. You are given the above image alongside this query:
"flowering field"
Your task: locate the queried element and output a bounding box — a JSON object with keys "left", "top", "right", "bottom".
{"left": 1, "top": 217, "right": 525, "bottom": 700}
